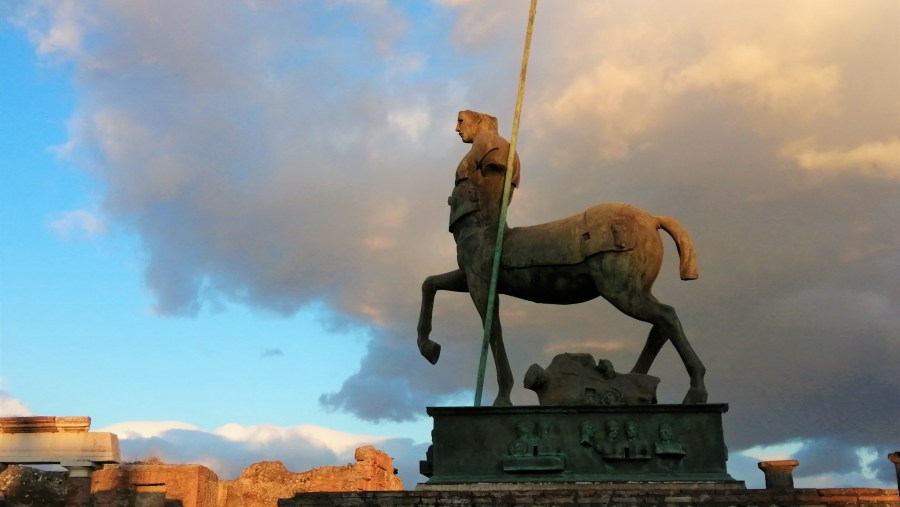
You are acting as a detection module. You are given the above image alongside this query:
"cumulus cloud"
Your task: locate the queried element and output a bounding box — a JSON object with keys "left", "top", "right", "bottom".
{"left": 97, "top": 420, "right": 425, "bottom": 487}
{"left": 14, "top": 0, "right": 900, "bottom": 486}
{"left": 0, "top": 391, "right": 33, "bottom": 417}
{"left": 101, "top": 421, "right": 203, "bottom": 439}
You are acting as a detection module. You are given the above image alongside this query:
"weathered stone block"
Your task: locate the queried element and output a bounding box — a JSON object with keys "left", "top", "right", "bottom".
{"left": 0, "top": 416, "right": 91, "bottom": 434}
{"left": 0, "top": 432, "right": 120, "bottom": 464}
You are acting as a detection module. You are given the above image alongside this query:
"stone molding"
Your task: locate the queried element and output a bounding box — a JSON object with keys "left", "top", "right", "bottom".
{"left": 0, "top": 416, "right": 91, "bottom": 434}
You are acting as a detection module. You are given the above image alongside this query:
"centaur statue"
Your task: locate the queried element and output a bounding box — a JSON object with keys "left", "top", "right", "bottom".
{"left": 417, "top": 110, "right": 707, "bottom": 407}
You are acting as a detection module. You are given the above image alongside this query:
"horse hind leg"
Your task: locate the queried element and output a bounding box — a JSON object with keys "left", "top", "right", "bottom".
{"left": 418, "top": 269, "right": 468, "bottom": 364}
{"left": 631, "top": 321, "right": 667, "bottom": 375}
{"left": 649, "top": 302, "right": 706, "bottom": 404}
{"left": 626, "top": 300, "right": 706, "bottom": 403}
{"left": 592, "top": 265, "right": 707, "bottom": 404}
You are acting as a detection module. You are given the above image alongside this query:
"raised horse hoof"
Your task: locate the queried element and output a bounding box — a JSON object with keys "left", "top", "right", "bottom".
{"left": 418, "top": 339, "right": 441, "bottom": 365}
{"left": 492, "top": 396, "right": 513, "bottom": 407}
{"left": 682, "top": 388, "right": 708, "bottom": 404}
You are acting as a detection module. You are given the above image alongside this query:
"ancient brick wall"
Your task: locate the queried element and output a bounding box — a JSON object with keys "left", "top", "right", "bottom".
{"left": 0, "top": 445, "right": 401, "bottom": 507}
{"left": 92, "top": 462, "right": 220, "bottom": 506}
{"left": 218, "top": 445, "right": 403, "bottom": 507}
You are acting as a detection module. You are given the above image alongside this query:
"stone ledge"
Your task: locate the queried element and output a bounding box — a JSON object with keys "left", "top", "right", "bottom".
{"left": 416, "top": 480, "right": 747, "bottom": 492}
{"left": 0, "top": 416, "right": 91, "bottom": 434}
{"left": 278, "top": 487, "right": 900, "bottom": 507}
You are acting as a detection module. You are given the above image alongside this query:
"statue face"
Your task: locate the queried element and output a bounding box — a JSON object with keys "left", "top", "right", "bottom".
{"left": 456, "top": 111, "right": 480, "bottom": 143}
{"left": 605, "top": 421, "right": 619, "bottom": 439}
{"left": 625, "top": 422, "right": 637, "bottom": 438}
{"left": 659, "top": 424, "right": 672, "bottom": 441}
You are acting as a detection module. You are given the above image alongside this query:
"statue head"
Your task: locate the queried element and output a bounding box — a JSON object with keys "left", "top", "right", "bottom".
{"left": 625, "top": 421, "right": 638, "bottom": 439}
{"left": 604, "top": 420, "right": 619, "bottom": 440}
{"left": 658, "top": 423, "right": 673, "bottom": 442}
{"left": 456, "top": 110, "right": 499, "bottom": 143}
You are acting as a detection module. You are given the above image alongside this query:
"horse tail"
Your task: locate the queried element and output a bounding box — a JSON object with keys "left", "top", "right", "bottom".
{"left": 656, "top": 215, "right": 699, "bottom": 280}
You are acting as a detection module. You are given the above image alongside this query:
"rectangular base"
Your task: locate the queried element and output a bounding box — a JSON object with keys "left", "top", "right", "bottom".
{"left": 421, "top": 404, "right": 732, "bottom": 484}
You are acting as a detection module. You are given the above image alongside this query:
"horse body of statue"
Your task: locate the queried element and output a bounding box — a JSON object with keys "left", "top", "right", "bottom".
{"left": 417, "top": 110, "right": 707, "bottom": 406}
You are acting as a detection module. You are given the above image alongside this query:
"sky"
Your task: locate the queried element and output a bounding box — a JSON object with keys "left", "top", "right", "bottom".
{"left": 1, "top": 0, "right": 898, "bottom": 491}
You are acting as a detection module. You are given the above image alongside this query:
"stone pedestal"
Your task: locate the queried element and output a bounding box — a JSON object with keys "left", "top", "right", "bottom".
{"left": 758, "top": 459, "right": 799, "bottom": 489}
{"left": 419, "top": 404, "right": 733, "bottom": 484}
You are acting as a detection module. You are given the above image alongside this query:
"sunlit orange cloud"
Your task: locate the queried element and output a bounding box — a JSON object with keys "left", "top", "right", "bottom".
{"left": 358, "top": 304, "right": 385, "bottom": 327}
{"left": 543, "top": 340, "right": 631, "bottom": 355}
{"left": 782, "top": 138, "right": 900, "bottom": 180}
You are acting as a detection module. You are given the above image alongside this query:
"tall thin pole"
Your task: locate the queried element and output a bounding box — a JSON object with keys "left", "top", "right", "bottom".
{"left": 474, "top": 0, "right": 538, "bottom": 407}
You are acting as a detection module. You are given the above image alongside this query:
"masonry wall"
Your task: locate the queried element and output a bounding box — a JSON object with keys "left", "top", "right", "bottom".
{"left": 0, "top": 445, "right": 403, "bottom": 507}
{"left": 92, "top": 462, "right": 220, "bottom": 507}
{"left": 279, "top": 486, "right": 900, "bottom": 507}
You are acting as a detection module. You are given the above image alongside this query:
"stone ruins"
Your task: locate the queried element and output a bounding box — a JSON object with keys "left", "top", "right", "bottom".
{"left": 0, "top": 416, "right": 402, "bottom": 507}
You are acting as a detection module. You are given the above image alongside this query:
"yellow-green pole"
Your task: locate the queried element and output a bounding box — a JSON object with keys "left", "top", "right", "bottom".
{"left": 474, "top": 0, "right": 538, "bottom": 407}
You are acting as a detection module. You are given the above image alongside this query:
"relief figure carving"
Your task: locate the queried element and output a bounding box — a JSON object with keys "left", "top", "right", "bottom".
{"left": 654, "top": 423, "right": 687, "bottom": 457}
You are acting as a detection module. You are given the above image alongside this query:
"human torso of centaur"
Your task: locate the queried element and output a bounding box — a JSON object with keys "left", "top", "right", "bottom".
{"left": 448, "top": 130, "right": 520, "bottom": 238}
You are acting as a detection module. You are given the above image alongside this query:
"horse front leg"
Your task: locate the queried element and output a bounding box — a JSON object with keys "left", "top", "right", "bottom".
{"left": 467, "top": 273, "right": 513, "bottom": 407}
{"left": 417, "top": 269, "right": 468, "bottom": 364}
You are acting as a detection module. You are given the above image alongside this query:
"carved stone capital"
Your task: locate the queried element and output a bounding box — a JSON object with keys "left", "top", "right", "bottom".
{"left": 757, "top": 459, "right": 799, "bottom": 489}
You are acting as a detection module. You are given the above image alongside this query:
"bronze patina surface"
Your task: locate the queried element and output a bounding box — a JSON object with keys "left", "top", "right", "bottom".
{"left": 420, "top": 405, "right": 732, "bottom": 484}
{"left": 417, "top": 110, "right": 705, "bottom": 406}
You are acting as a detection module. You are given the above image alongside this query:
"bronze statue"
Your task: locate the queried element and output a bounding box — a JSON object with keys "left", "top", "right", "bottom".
{"left": 417, "top": 110, "right": 706, "bottom": 407}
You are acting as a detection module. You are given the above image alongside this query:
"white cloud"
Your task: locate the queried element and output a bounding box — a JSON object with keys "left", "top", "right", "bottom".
{"left": 0, "top": 391, "right": 32, "bottom": 417}
{"left": 94, "top": 420, "right": 421, "bottom": 485}
{"left": 49, "top": 209, "right": 107, "bottom": 239}
{"left": 388, "top": 106, "right": 431, "bottom": 141}
{"left": 99, "top": 420, "right": 203, "bottom": 439}
{"left": 740, "top": 440, "right": 806, "bottom": 461}
{"left": 214, "top": 423, "right": 388, "bottom": 457}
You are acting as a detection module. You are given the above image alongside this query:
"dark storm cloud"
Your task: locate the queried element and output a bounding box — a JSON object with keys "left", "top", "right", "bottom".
{"left": 19, "top": 0, "right": 900, "bottom": 486}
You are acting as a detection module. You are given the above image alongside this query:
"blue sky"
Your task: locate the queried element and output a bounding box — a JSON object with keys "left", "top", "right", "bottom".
{"left": 2, "top": 0, "right": 898, "bottom": 490}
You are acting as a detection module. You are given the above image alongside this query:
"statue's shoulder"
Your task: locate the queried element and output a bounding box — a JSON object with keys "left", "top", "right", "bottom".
{"left": 470, "top": 131, "right": 507, "bottom": 166}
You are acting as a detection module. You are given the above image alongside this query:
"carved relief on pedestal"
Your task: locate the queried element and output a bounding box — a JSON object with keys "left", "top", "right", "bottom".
{"left": 654, "top": 423, "right": 687, "bottom": 457}
{"left": 502, "top": 421, "right": 566, "bottom": 473}
{"left": 581, "top": 419, "right": 650, "bottom": 461}
{"left": 579, "top": 419, "right": 684, "bottom": 467}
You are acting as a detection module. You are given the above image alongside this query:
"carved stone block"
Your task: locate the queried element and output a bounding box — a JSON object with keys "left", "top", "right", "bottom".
{"left": 524, "top": 353, "right": 659, "bottom": 406}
